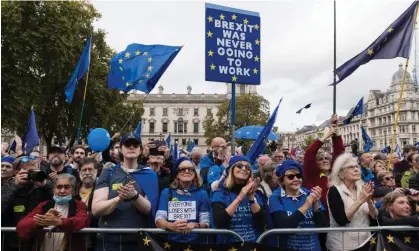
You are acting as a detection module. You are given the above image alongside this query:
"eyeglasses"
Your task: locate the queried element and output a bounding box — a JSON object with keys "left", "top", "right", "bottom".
{"left": 384, "top": 176, "right": 394, "bottom": 181}
{"left": 178, "top": 167, "right": 195, "bottom": 173}
{"left": 20, "top": 156, "right": 37, "bottom": 163}
{"left": 234, "top": 162, "right": 251, "bottom": 171}
{"left": 56, "top": 184, "right": 72, "bottom": 190}
{"left": 285, "top": 173, "right": 303, "bottom": 180}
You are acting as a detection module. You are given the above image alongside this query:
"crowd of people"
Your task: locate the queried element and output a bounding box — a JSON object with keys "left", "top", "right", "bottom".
{"left": 2, "top": 115, "right": 419, "bottom": 251}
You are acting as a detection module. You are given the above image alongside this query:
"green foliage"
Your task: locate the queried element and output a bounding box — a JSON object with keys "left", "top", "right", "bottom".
{"left": 1, "top": 1, "right": 143, "bottom": 152}
{"left": 302, "top": 135, "right": 315, "bottom": 150}
{"left": 203, "top": 94, "right": 270, "bottom": 145}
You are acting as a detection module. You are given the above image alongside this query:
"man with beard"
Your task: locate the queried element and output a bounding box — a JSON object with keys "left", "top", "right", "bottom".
{"left": 67, "top": 145, "right": 86, "bottom": 170}
{"left": 44, "top": 145, "right": 80, "bottom": 183}
{"left": 359, "top": 152, "right": 375, "bottom": 183}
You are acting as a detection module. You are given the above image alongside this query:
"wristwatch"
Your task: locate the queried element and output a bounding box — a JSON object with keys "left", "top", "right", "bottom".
{"left": 130, "top": 192, "right": 139, "bottom": 201}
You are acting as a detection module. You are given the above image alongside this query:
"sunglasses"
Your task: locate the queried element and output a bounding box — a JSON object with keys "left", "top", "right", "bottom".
{"left": 56, "top": 184, "right": 72, "bottom": 190}
{"left": 124, "top": 142, "right": 140, "bottom": 148}
{"left": 384, "top": 176, "right": 394, "bottom": 181}
{"left": 178, "top": 167, "right": 195, "bottom": 173}
{"left": 285, "top": 173, "right": 303, "bottom": 180}
{"left": 234, "top": 163, "right": 252, "bottom": 171}
{"left": 20, "top": 156, "right": 37, "bottom": 163}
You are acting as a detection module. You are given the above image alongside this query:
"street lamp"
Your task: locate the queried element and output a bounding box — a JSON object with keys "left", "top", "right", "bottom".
{"left": 159, "top": 133, "right": 163, "bottom": 141}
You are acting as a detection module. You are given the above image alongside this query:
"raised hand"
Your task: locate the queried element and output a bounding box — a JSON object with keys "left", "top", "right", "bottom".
{"left": 15, "top": 169, "right": 29, "bottom": 185}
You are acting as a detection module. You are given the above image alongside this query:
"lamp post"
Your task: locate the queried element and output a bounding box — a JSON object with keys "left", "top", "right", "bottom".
{"left": 159, "top": 133, "right": 163, "bottom": 141}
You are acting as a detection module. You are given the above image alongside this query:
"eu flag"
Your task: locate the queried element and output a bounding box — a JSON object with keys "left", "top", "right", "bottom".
{"left": 247, "top": 98, "right": 282, "bottom": 164}
{"left": 24, "top": 108, "right": 40, "bottom": 153}
{"left": 187, "top": 141, "right": 195, "bottom": 152}
{"left": 108, "top": 44, "right": 182, "bottom": 93}
{"left": 361, "top": 126, "right": 374, "bottom": 152}
{"left": 296, "top": 103, "right": 312, "bottom": 114}
{"left": 165, "top": 134, "right": 171, "bottom": 147}
{"left": 334, "top": 2, "right": 418, "bottom": 85}
{"left": 133, "top": 120, "right": 142, "bottom": 141}
{"left": 343, "top": 97, "right": 364, "bottom": 124}
{"left": 381, "top": 146, "right": 391, "bottom": 154}
{"left": 65, "top": 36, "right": 92, "bottom": 103}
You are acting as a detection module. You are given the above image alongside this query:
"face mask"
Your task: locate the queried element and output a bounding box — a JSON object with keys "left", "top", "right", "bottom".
{"left": 53, "top": 195, "right": 72, "bottom": 205}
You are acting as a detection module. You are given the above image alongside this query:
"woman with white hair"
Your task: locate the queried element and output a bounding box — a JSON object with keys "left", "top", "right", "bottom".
{"left": 327, "top": 153, "right": 378, "bottom": 251}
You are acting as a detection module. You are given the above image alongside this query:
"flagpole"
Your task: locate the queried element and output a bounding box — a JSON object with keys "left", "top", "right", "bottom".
{"left": 75, "top": 73, "right": 90, "bottom": 145}
{"left": 333, "top": 0, "right": 337, "bottom": 114}
{"left": 231, "top": 82, "right": 236, "bottom": 156}
{"left": 120, "top": 92, "right": 150, "bottom": 132}
{"left": 388, "top": 5, "right": 418, "bottom": 169}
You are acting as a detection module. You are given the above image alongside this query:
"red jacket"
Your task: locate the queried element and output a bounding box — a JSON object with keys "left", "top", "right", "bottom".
{"left": 16, "top": 199, "right": 89, "bottom": 251}
{"left": 303, "top": 136, "right": 344, "bottom": 208}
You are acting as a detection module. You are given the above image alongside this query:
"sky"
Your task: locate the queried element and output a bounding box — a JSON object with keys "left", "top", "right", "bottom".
{"left": 92, "top": 0, "right": 418, "bottom": 132}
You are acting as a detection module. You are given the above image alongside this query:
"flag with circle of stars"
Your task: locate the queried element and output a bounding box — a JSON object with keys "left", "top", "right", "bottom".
{"left": 141, "top": 232, "right": 297, "bottom": 251}
{"left": 107, "top": 44, "right": 182, "bottom": 93}
{"left": 334, "top": 1, "right": 418, "bottom": 85}
{"left": 353, "top": 231, "right": 419, "bottom": 251}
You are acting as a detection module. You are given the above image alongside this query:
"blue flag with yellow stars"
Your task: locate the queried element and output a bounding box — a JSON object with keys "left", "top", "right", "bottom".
{"left": 354, "top": 231, "right": 419, "bottom": 251}
{"left": 65, "top": 36, "right": 92, "bottom": 103}
{"left": 361, "top": 126, "right": 374, "bottom": 152}
{"left": 334, "top": 1, "right": 418, "bottom": 85}
{"left": 343, "top": 97, "right": 364, "bottom": 124}
{"left": 108, "top": 44, "right": 182, "bottom": 93}
{"left": 296, "top": 103, "right": 312, "bottom": 114}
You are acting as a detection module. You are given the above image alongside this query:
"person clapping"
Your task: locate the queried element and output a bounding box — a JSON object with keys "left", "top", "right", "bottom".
{"left": 378, "top": 189, "right": 419, "bottom": 226}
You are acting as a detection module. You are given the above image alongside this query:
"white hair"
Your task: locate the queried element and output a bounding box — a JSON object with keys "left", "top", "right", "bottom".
{"left": 328, "top": 153, "right": 364, "bottom": 188}
{"left": 191, "top": 147, "right": 203, "bottom": 156}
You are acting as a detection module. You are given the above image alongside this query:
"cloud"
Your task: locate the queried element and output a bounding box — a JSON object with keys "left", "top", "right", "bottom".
{"left": 93, "top": 0, "right": 416, "bottom": 132}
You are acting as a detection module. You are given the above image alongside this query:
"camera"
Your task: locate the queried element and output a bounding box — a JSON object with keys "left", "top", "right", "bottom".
{"left": 27, "top": 170, "right": 47, "bottom": 183}
{"left": 149, "top": 141, "right": 166, "bottom": 156}
{"left": 403, "top": 189, "right": 412, "bottom": 195}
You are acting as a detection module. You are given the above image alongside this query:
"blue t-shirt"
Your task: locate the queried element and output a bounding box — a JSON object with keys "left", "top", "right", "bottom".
{"left": 269, "top": 187, "right": 324, "bottom": 251}
{"left": 156, "top": 187, "right": 210, "bottom": 243}
{"left": 212, "top": 187, "right": 264, "bottom": 243}
{"left": 207, "top": 164, "right": 225, "bottom": 186}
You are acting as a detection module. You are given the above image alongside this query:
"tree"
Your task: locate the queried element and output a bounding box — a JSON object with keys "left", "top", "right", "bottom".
{"left": 1, "top": 1, "right": 143, "bottom": 152}
{"left": 203, "top": 94, "right": 270, "bottom": 145}
{"left": 302, "top": 135, "right": 315, "bottom": 150}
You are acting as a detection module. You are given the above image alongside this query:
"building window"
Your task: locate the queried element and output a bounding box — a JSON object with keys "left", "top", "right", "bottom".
{"left": 149, "top": 122, "right": 155, "bottom": 133}
{"left": 400, "top": 113, "right": 407, "bottom": 121}
{"left": 178, "top": 122, "right": 183, "bottom": 133}
{"left": 163, "top": 108, "right": 168, "bottom": 116}
{"left": 413, "top": 138, "right": 417, "bottom": 143}
{"left": 240, "top": 85, "right": 246, "bottom": 94}
{"left": 163, "top": 122, "right": 168, "bottom": 133}
{"left": 207, "top": 108, "right": 212, "bottom": 116}
{"left": 413, "top": 125, "right": 416, "bottom": 133}
{"left": 150, "top": 107, "right": 155, "bottom": 116}
{"left": 194, "top": 108, "right": 199, "bottom": 116}
{"left": 184, "top": 122, "right": 187, "bottom": 133}
{"left": 193, "top": 122, "right": 199, "bottom": 133}
{"left": 182, "top": 138, "right": 186, "bottom": 146}
{"left": 194, "top": 138, "right": 199, "bottom": 145}
{"left": 179, "top": 108, "right": 183, "bottom": 116}
{"left": 380, "top": 140, "right": 383, "bottom": 148}
{"left": 399, "top": 125, "right": 406, "bottom": 133}
{"left": 174, "top": 122, "right": 178, "bottom": 133}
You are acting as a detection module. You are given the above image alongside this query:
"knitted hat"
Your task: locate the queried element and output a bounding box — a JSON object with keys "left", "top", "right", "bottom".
{"left": 276, "top": 160, "right": 303, "bottom": 177}
{"left": 172, "top": 157, "right": 193, "bottom": 177}
{"left": 226, "top": 155, "right": 251, "bottom": 174}
{"left": 1, "top": 156, "right": 16, "bottom": 165}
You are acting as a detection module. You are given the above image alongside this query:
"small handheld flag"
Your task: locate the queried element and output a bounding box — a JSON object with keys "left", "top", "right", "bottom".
{"left": 108, "top": 44, "right": 182, "bottom": 93}
{"left": 333, "top": 2, "right": 418, "bottom": 85}
{"left": 296, "top": 103, "right": 312, "bottom": 114}
{"left": 343, "top": 97, "right": 364, "bottom": 124}
{"left": 24, "top": 108, "right": 40, "bottom": 153}
{"left": 65, "top": 36, "right": 92, "bottom": 103}
{"left": 361, "top": 126, "right": 374, "bottom": 152}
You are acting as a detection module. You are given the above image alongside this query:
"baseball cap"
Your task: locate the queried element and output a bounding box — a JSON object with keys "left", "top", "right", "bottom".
{"left": 50, "top": 145, "right": 65, "bottom": 154}
{"left": 120, "top": 133, "right": 142, "bottom": 146}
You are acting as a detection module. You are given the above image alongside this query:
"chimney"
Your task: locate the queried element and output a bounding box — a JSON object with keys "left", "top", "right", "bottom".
{"left": 187, "top": 85, "right": 192, "bottom": 95}
{"left": 158, "top": 85, "right": 164, "bottom": 94}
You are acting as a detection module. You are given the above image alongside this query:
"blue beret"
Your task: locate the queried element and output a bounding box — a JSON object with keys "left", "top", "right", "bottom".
{"left": 172, "top": 157, "right": 193, "bottom": 177}
{"left": 1, "top": 156, "right": 16, "bottom": 165}
{"left": 226, "top": 155, "right": 251, "bottom": 174}
{"left": 276, "top": 160, "right": 303, "bottom": 177}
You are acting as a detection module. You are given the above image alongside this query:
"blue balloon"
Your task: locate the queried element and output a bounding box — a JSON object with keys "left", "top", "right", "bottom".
{"left": 87, "top": 128, "right": 111, "bottom": 152}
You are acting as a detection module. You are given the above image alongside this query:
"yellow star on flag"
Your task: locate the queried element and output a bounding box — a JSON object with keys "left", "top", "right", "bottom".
{"left": 255, "top": 39, "right": 260, "bottom": 45}
{"left": 125, "top": 51, "right": 131, "bottom": 58}
{"left": 209, "top": 249, "right": 216, "bottom": 251}
{"left": 388, "top": 27, "right": 394, "bottom": 33}
{"left": 320, "top": 172, "right": 327, "bottom": 178}
{"left": 254, "top": 55, "right": 259, "bottom": 62}
{"left": 163, "top": 242, "right": 171, "bottom": 249}
{"left": 125, "top": 82, "right": 131, "bottom": 87}
{"left": 145, "top": 73, "right": 150, "bottom": 78}
{"left": 143, "top": 236, "right": 151, "bottom": 246}
{"left": 207, "top": 16, "right": 213, "bottom": 22}
{"left": 143, "top": 51, "right": 149, "bottom": 56}
{"left": 228, "top": 247, "right": 238, "bottom": 251}
{"left": 243, "top": 18, "right": 249, "bottom": 25}
{"left": 148, "top": 57, "right": 153, "bottom": 63}
{"left": 138, "top": 79, "right": 143, "bottom": 84}
{"left": 404, "top": 236, "right": 411, "bottom": 243}
{"left": 210, "top": 63, "right": 216, "bottom": 70}
{"left": 135, "top": 50, "right": 141, "bottom": 56}
{"left": 384, "top": 37, "right": 388, "bottom": 42}
{"left": 386, "top": 234, "right": 395, "bottom": 243}
{"left": 232, "top": 75, "right": 237, "bottom": 82}
{"left": 207, "top": 31, "right": 213, "bottom": 37}
{"left": 184, "top": 245, "right": 193, "bottom": 251}
{"left": 253, "top": 68, "right": 258, "bottom": 74}
{"left": 119, "top": 66, "right": 123, "bottom": 71}
{"left": 370, "top": 236, "right": 376, "bottom": 245}
{"left": 208, "top": 50, "right": 214, "bottom": 56}
{"left": 148, "top": 65, "right": 153, "bottom": 72}
{"left": 232, "top": 14, "right": 237, "bottom": 20}
{"left": 118, "top": 58, "right": 123, "bottom": 64}
{"left": 367, "top": 48, "right": 374, "bottom": 56}
{"left": 122, "top": 76, "right": 125, "bottom": 80}
{"left": 219, "top": 14, "right": 225, "bottom": 20}
{"left": 254, "top": 24, "right": 259, "bottom": 30}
